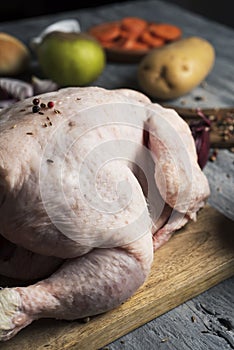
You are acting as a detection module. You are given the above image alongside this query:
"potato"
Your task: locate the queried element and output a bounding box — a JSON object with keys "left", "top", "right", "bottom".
{"left": 0, "top": 32, "right": 31, "bottom": 76}
{"left": 137, "top": 36, "right": 215, "bottom": 100}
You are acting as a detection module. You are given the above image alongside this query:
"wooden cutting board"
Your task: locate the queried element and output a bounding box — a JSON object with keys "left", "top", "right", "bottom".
{"left": 0, "top": 205, "right": 234, "bottom": 350}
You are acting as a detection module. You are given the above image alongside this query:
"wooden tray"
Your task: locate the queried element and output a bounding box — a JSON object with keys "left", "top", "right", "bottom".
{"left": 0, "top": 205, "right": 234, "bottom": 350}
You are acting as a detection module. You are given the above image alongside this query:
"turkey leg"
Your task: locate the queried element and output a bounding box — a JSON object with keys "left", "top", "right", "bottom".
{"left": 0, "top": 232, "right": 153, "bottom": 341}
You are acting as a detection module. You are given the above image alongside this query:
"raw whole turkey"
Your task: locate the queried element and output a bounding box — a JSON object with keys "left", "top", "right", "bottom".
{"left": 0, "top": 86, "right": 210, "bottom": 341}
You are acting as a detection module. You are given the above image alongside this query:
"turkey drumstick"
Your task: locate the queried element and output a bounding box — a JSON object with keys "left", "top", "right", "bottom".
{"left": 0, "top": 234, "right": 153, "bottom": 341}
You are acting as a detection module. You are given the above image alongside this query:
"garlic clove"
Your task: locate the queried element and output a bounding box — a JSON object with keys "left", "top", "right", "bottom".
{"left": 32, "top": 75, "right": 59, "bottom": 95}
{"left": 30, "top": 19, "right": 81, "bottom": 51}
{"left": 0, "top": 78, "right": 33, "bottom": 100}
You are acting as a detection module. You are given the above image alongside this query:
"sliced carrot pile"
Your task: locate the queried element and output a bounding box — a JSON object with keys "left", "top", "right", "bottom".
{"left": 121, "top": 17, "right": 148, "bottom": 38}
{"left": 88, "top": 17, "right": 182, "bottom": 51}
{"left": 140, "top": 30, "right": 165, "bottom": 48}
{"left": 88, "top": 21, "right": 121, "bottom": 42}
{"left": 149, "top": 23, "right": 182, "bottom": 41}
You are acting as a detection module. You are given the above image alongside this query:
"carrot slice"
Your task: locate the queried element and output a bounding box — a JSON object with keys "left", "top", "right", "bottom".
{"left": 99, "top": 40, "right": 117, "bottom": 48}
{"left": 140, "top": 30, "right": 165, "bottom": 48}
{"left": 88, "top": 22, "right": 121, "bottom": 42}
{"left": 89, "top": 18, "right": 182, "bottom": 52}
{"left": 149, "top": 23, "right": 182, "bottom": 41}
{"left": 119, "top": 38, "right": 149, "bottom": 50}
{"left": 120, "top": 17, "right": 148, "bottom": 38}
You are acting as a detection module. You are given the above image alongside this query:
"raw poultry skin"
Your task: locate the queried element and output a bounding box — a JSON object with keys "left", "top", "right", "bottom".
{"left": 0, "top": 87, "right": 210, "bottom": 341}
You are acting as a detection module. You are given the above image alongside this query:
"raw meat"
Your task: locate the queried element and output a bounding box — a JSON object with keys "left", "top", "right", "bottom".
{"left": 0, "top": 87, "right": 209, "bottom": 341}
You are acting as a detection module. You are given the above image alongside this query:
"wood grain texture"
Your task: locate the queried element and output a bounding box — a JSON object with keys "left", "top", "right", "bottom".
{"left": 106, "top": 277, "right": 234, "bottom": 350}
{"left": 0, "top": 205, "right": 233, "bottom": 350}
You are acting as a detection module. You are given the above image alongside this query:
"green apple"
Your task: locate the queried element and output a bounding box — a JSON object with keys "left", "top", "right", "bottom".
{"left": 36, "top": 31, "right": 106, "bottom": 86}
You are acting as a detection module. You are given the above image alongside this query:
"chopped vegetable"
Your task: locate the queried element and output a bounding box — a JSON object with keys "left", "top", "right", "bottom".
{"left": 88, "top": 17, "right": 182, "bottom": 51}
{"left": 121, "top": 17, "right": 148, "bottom": 37}
{"left": 140, "top": 30, "right": 165, "bottom": 47}
{"left": 88, "top": 22, "right": 121, "bottom": 42}
{"left": 148, "top": 23, "right": 182, "bottom": 41}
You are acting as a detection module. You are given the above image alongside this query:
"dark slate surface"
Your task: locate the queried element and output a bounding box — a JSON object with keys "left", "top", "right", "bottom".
{"left": 0, "top": 1, "right": 233, "bottom": 349}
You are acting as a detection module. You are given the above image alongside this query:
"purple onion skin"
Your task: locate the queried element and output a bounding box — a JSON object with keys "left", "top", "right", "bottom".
{"left": 190, "top": 120, "right": 210, "bottom": 169}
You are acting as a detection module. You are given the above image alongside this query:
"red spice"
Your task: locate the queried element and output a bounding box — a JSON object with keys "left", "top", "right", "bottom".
{"left": 47, "top": 101, "right": 54, "bottom": 108}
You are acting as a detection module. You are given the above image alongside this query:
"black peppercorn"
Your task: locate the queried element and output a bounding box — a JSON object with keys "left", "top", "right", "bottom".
{"left": 33, "top": 98, "right": 40, "bottom": 105}
{"left": 32, "top": 105, "right": 40, "bottom": 113}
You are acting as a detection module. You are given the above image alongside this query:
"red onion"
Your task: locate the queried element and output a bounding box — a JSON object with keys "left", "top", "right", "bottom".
{"left": 189, "top": 109, "right": 211, "bottom": 169}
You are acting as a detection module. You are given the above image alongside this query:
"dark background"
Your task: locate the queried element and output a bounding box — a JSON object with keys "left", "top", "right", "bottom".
{"left": 0, "top": 0, "right": 233, "bottom": 29}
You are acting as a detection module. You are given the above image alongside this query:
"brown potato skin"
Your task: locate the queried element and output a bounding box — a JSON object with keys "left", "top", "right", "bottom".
{"left": 0, "top": 32, "right": 30, "bottom": 76}
{"left": 137, "top": 36, "right": 215, "bottom": 100}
